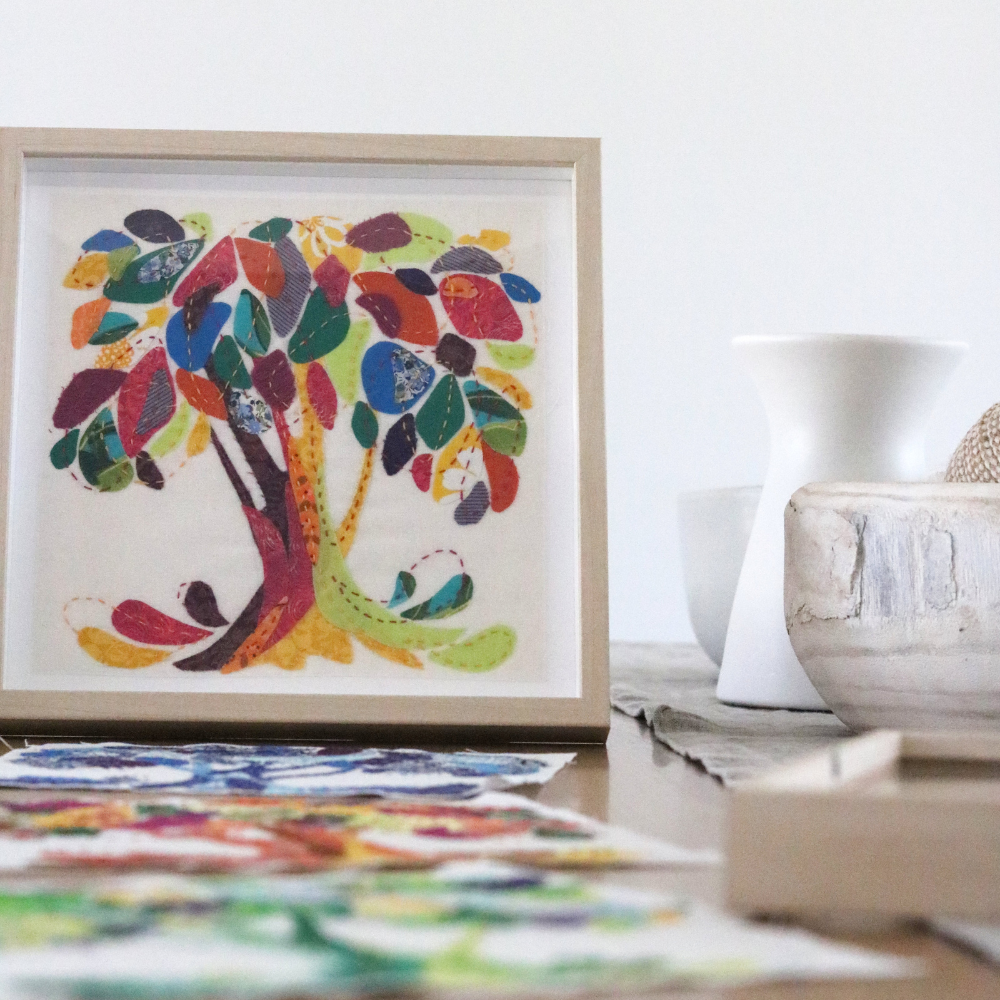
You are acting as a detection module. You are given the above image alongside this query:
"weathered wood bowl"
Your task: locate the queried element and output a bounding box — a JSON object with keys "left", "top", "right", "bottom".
{"left": 785, "top": 482, "right": 1000, "bottom": 731}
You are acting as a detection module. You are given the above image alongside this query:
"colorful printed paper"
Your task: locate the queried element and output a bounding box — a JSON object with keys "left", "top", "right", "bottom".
{"left": 0, "top": 743, "right": 573, "bottom": 797}
{"left": 0, "top": 790, "right": 716, "bottom": 875}
{"left": 0, "top": 863, "right": 917, "bottom": 998}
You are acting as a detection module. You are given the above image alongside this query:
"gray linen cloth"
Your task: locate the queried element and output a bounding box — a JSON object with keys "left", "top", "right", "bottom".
{"left": 610, "top": 642, "right": 849, "bottom": 784}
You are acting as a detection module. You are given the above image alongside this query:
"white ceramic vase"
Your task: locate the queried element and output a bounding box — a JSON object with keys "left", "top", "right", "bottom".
{"left": 716, "top": 333, "right": 968, "bottom": 709}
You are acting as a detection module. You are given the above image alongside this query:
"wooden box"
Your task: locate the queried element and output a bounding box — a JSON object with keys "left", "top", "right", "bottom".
{"left": 726, "top": 731, "right": 1000, "bottom": 920}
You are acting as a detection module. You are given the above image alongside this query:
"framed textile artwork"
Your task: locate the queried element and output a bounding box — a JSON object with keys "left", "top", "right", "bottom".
{"left": 0, "top": 129, "right": 607, "bottom": 739}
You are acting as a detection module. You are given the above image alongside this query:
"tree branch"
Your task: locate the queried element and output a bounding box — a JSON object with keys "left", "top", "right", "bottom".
{"left": 210, "top": 429, "right": 254, "bottom": 509}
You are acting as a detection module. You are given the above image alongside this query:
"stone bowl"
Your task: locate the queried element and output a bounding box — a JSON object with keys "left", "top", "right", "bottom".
{"left": 784, "top": 481, "right": 1000, "bottom": 731}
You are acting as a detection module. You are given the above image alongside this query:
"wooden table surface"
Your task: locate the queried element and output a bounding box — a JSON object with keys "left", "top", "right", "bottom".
{"left": 1, "top": 710, "right": 998, "bottom": 997}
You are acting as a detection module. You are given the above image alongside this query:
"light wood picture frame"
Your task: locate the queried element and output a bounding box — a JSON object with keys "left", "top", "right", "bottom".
{"left": 727, "top": 730, "right": 1000, "bottom": 919}
{"left": 0, "top": 128, "right": 608, "bottom": 741}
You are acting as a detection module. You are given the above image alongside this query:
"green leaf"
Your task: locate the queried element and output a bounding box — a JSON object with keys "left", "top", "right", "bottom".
{"left": 480, "top": 419, "right": 527, "bottom": 457}
{"left": 213, "top": 336, "right": 252, "bottom": 391}
{"left": 361, "top": 213, "right": 452, "bottom": 269}
{"left": 429, "top": 624, "right": 516, "bottom": 671}
{"left": 249, "top": 217, "right": 292, "bottom": 242}
{"left": 104, "top": 240, "right": 203, "bottom": 304}
{"left": 464, "top": 381, "right": 523, "bottom": 423}
{"left": 415, "top": 374, "right": 465, "bottom": 451}
{"left": 486, "top": 342, "right": 536, "bottom": 370}
{"left": 78, "top": 408, "right": 130, "bottom": 490}
{"left": 288, "top": 288, "right": 350, "bottom": 364}
{"left": 351, "top": 400, "right": 378, "bottom": 449}
{"left": 233, "top": 289, "right": 271, "bottom": 358}
{"left": 147, "top": 400, "right": 191, "bottom": 459}
{"left": 323, "top": 319, "right": 370, "bottom": 405}
{"left": 401, "top": 573, "right": 473, "bottom": 620}
{"left": 90, "top": 311, "right": 137, "bottom": 345}
{"left": 181, "top": 212, "right": 213, "bottom": 240}
{"left": 49, "top": 430, "right": 79, "bottom": 470}
{"left": 105, "top": 243, "right": 139, "bottom": 282}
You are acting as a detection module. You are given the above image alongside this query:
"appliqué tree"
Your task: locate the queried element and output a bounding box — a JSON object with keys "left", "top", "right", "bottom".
{"left": 52, "top": 210, "right": 540, "bottom": 675}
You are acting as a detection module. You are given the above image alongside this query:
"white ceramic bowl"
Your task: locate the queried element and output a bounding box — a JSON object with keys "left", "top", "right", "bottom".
{"left": 677, "top": 486, "right": 761, "bottom": 666}
{"left": 785, "top": 481, "right": 1000, "bottom": 731}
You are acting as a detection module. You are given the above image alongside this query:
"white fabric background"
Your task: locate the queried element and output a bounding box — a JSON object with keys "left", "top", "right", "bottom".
{"left": 6, "top": 163, "right": 580, "bottom": 696}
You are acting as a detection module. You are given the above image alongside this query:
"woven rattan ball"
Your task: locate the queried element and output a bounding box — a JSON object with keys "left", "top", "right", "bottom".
{"left": 945, "top": 402, "right": 1000, "bottom": 482}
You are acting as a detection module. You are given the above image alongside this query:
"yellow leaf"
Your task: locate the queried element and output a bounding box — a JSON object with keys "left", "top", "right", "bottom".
{"left": 432, "top": 424, "right": 481, "bottom": 501}
{"left": 474, "top": 367, "right": 533, "bottom": 410}
{"left": 328, "top": 244, "right": 363, "bottom": 274}
{"left": 297, "top": 216, "right": 346, "bottom": 270}
{"left": 458, "top": 229, "right": 510, "bottom": 252}
{"left": 63, "top": 254, "right": 108, "bottom": 291}
{"left": 77, "top": 627, "right": 169, "bottom": 669}
{"left": 95, "top": 340, "right": 134, "bottom": 370}
{"left": 139, "top": 306, "right": 169, "bottom": 331}
{"left": 186, "top": 412, "right": 211, "bottom": 457}
{"left": 354, "top": 631, "right": 422, "bottom": 669}
{"left": 253, "top": 605, "right": 354, "bottom": 671}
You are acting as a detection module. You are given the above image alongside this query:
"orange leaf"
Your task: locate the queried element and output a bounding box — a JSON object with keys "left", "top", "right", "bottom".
{"left": 71, "top": 298, "right": 111, "bottom": 349}
{"left": 176, "top": 369, "right": 227, "bottom": 420}
{"left": 235, "top": 237, "right": 285, "bottom": 298}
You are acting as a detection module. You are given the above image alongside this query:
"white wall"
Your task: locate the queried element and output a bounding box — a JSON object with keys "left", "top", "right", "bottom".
{"left": 3, "top": 1, "right": 999, "bottom": 643}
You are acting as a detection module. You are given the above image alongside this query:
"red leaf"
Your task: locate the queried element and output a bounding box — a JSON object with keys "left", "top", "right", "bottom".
{"left": 345, "top": 213, "right": 411, "bottom": 253}
{"left": 171, "top": 237, "right": 238, "bottom": 306}
{"left": 112, "top": 600, "right": 213, "bottom": 645}
{"left": 483, "top": 441, "right": 518, "bottom": 512}
{"left": 306, "top": 362, "right": 338, "bottom": 429}
{"left": 314, "top": 254, "right": 351, "bottom": 307}
{"left": 411, "top": 452, "right": 433, "bottom": 492}
{"left": 440, "top": 273, "right": 523, "bottom": 341}
{"left": 53, "top": 369, "right": 127, "bottom": 429}
{"left": 117, "top": 347, "right": 175, "bottom": 457}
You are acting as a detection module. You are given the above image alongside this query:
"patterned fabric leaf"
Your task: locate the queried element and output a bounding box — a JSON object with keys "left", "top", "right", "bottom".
{"left": 77, "top": 408, "right": 132, "bottom": 491}
{"left": 361, "top": 342, "right": 434, "bottom": 415}
{"left": 104, "top": 240, "right": 203, "bottom": 304}
{"left": 117, "top": 347, "right": 175, "bottom": 457}
{"left": 266, "top": 237, "right": 311, "bottom": 338}
{"left": 473, "top": 367, "right": 533, "bottom": 409}
{"left": 431, "top": 246, "right": 504, "bottom": 275}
